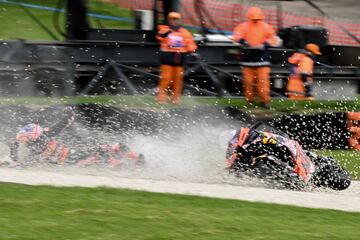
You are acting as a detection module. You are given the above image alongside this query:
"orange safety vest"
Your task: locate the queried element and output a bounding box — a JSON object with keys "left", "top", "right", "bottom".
{"left": 288, "top": 52, "right": 314, "bottom": 76}
{"left": 232, "top": 21, "right": 278, "bottom": 47}
{"left": 232, "top": 21, "right": 278, "bottom": 66}
{"left": 157, "top": 25, "right": 197, "bottom": 53}
{"left": 287, "top": 52, "right": 314, "bottom": 98}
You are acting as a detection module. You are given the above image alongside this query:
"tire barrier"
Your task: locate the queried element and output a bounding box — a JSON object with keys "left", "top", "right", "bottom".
{"left": 347, "top": 112, "right": 360, "bottom": 150}
{"left": 1, "top": 104, "right": 360, "bottom": 150}
{"left": 62, "top": 106, "right": 360, "bottom": 150}
{"left": 267, "top": 112, "right": 350, "bottom": 150}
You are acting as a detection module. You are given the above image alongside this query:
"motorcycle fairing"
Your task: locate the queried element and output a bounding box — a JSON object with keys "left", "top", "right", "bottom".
{"left": 229, "top": 129, "right": 315, "bottom": 182}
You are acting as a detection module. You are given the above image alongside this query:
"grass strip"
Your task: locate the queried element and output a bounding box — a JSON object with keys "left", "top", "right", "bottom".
{"left": 0, "top": 183, "right": 359, "bottom": 240}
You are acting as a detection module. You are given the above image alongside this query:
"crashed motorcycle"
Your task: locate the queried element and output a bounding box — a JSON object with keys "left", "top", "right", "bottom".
{"left": 226, "top": 123, "right": 351, "bottom": 190}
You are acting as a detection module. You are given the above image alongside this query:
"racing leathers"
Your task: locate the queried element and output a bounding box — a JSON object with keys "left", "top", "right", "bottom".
{"left": 76, "top": 143, "right": 145, "bottom": 167}
{"left": 9, "top": 107, "right": 75, "bottom": 163}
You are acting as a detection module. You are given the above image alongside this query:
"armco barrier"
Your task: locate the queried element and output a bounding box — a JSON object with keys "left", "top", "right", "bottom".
{"left": 103, "top": 0, "right": 360, "bottom": 46}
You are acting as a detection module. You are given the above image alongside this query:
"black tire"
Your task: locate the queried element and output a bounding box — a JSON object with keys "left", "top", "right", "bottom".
{"left": 314, "top": 163, "right": 351, "bottom": 190}
{"left": 307, "top": 153, "right": 351, "bottom": 191}
{"left": 326, "top": 168, "right": 351, "bottom": 190}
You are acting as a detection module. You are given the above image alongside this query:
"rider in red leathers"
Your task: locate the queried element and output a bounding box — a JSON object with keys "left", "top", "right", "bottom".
{"left": 8, "top": 106, "right": 144, "bottom": 167}
{"left": 9, "top": 107, "right": 75, "bottom": 165}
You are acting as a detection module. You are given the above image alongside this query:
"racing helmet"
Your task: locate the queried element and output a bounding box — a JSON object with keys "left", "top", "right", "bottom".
{"left": 16, "top": 123, "right": 43, "bottom": 143}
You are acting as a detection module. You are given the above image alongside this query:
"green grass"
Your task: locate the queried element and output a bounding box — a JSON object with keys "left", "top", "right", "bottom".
{"left": 0, "top": 95, "right": 360, "bottom": 112}
{"left": 0, "top": 183, "right": 359, "bottom": 240}
{"left": 0, "top": 0, "right": 133, "bottom": 40}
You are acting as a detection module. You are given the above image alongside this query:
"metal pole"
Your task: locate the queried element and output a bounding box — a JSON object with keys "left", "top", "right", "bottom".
{"left": 208, "top": 65, "right": 241, "bottom": 82}
{"left": 116, "top": 63, "right": 159, "bottom": 79}
{"left": 183, "top": 63, "right": 202, "bottom": 77}
{"left": 153, "top": 0, "right": 158, "bottom": 35}
{"left": 163, "top": 0, "right": 180, "bottom": 24}
{"left": 66, "top": 0, "right": 89, "bottom": 40}
{"left": 276, "top": 1, "right": 283, "bottom": 30}
{"left": 200, "top": 62, "right": 226, "bottom": 96}
{"left": 112, "top": 64, "right": 138, "bottom": 94}
{"left": 183, "top": 84, "right": 218, "bottom": 96}
{"left": 80, "top": 62, "right": 112, "bottom": 95}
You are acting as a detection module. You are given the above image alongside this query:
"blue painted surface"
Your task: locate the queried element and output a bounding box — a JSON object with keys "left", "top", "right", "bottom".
{"left": 0, "top": 0, "right": 133, "bottom": 23}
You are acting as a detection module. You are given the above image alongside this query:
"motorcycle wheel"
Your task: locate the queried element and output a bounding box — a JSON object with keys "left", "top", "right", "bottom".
{"left": 326, "top": 168, "right": 351, "bottom": 190}
{"left": 315, "top": 164, "right": 351, "bottom": 190}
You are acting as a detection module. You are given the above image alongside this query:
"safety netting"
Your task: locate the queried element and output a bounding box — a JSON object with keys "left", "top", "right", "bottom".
{"left": 102, "top": 0, "right": 360, "bottom": 46}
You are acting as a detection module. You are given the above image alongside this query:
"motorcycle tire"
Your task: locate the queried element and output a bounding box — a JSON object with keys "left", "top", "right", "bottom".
{"left": 315, "top": 163, "right": 351, "bottom": 190}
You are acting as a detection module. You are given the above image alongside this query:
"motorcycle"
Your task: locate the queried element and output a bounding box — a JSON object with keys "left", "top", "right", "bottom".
{"left": 226, "top": 123, "right": 351, "bottom": 190}
{"left": 6, "top": 136, "right": 145, "bottom": 168}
